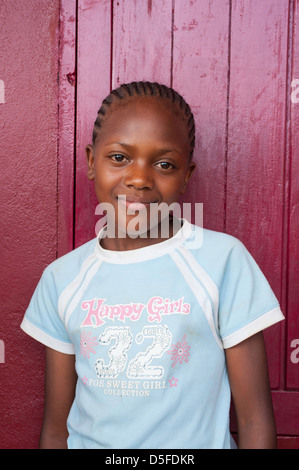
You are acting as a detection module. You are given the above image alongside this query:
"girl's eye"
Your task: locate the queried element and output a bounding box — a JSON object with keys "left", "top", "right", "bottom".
{"left": 156, "top": 162, "right": 175, "bottom": 170}
{"left": 110, "top": 154, "right": 128, "bottom": 163}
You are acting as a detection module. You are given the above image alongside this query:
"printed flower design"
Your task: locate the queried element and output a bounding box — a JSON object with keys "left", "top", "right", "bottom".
{"left": 128, "top": 361, "right": 144, "bottom": 377}
{"left": 167, "top": 334, "right": 190, "bottom": 367}
{"left": 111, "top": 354, "right": 126, "bottom": 370}
{"left": 156, "top": 328, "right": 172, "bottom": 348}
{"left": 118, "top": 329, "right": 132, "bottom": 346}
{"left": 80, "top": 331, "right": 98, "bottom": 358}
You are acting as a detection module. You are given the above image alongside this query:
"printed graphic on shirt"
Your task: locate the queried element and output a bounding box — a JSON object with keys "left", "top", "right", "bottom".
{"left": 80, "top": 331, "right": 98, "bottom": 359}
{"left": 79, "top": 296, "right": 191, "bottom": 397}
{"left": 95, "top": 326, "right": 133, "bottom": 378}
{"left": 80, "top": 296, "right": 190, "bottom": 327}
{"left": 128, "top": 325, "right": 172, "bottom": 379}
{"left": 94, "top": 325, "right": 172, "bottom": 380}
{"left": 168, "top": 334, "right": 190, "bottom": 367}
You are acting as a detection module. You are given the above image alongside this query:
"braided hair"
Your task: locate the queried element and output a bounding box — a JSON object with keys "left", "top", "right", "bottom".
{"left": 92, "top": 81, "right": 195, "bottom": 160}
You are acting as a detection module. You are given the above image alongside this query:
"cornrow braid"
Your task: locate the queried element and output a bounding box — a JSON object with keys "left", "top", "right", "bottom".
{"left": 92, "top": 81, "right": 196, "bottom": 160}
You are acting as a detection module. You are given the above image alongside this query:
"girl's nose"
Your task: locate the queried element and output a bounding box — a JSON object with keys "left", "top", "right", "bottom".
{"left": 124, "top": 163, "right": 154, "bottom": 190}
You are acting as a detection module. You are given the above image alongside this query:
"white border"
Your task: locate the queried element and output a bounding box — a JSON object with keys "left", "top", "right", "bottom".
{"left": 177, "top": 246, "right": 220, "bottom": 331}
{"left": 20, "top": 317, "right": 75, "bottom": 354}
{"left": 95, "top": 218, "right": 193, "bottom": 264}
{"left": 222, "top": 306, "right": 284, "bottom": 349}
{"left": 170, "top": 251, "right": 223, "bottom": 350}
{"left": 58, "top": 253, "right": 97, "bottom": 322}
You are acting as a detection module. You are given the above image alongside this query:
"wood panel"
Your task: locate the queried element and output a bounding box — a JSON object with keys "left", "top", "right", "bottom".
{"left": 173, "top": 0, "right": 230, "bottom": 232}
{"left": 0, "top": 0, "right": 60, "bottom": 448}
{"left": 226, "top": 0, "right": 289, "bottom": 388}
{"left": 112, "top": 0, "right": 173, "bottom": 88}
{"left": 273, "top": 391, "right": 299, "bottom": 435}
{"left": 287, "top": 0, "right": 299, "bottom": 389}
{"left": 75, "top": 0, "right": 112, "bottom": 248}
{"left": 57, "top": 0, "right": 76, "bottom": 257}
{"left": 277, "top": 436, "right": 299, "bottom": 449}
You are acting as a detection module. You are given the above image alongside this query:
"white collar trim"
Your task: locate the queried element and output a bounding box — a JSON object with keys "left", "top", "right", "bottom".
{"left": 95, "top": 218, "right": 193, "bottom": 264}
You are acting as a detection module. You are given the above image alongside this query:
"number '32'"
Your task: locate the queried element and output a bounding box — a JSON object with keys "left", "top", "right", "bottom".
{"left": 95, "top": 325, "right": 172, "bottom": 380}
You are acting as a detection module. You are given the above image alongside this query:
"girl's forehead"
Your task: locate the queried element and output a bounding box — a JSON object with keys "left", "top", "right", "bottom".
{"left": 108, "top": 95, "right": 179, "bottom": 120}
{"left": 97, "top": 96, "right": 189, "bottom": 143}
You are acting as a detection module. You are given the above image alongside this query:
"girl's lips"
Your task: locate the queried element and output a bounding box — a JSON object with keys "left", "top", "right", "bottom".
{"left": 117, "top": 196, "right": 158, "bottom": 211}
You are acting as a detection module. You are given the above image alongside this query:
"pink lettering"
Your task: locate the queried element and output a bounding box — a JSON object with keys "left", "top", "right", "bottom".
{"left": 168, "top": 300, "right": 180, "bottom": 313}
{"left": 100, "top": 305, "right": 110, "bottom": 318}
{"left": 182, "top": 302, "right": 190, "bottom": 314}
{"left": 81, "top": 298, "right": 146, "bottom": 327}
{"left": 131, "top": 303, "right": 145, "bottom": 321}
{"left": 109, "top": 305, "right": 122, "bottom": 320}
{"left": 147, "top": 296, "right": 163, "bottom": 322}
{"left": 81, "top": 296, "right": 190, "bottom": 328}
{"left": 119, "top": 304, "right": 133, "bottom": 322}
{"left": 81, "top": 298, "right": 105, "bottom": 327}
{"left": 147, "top": 296, "right": 191, "bottom": 322}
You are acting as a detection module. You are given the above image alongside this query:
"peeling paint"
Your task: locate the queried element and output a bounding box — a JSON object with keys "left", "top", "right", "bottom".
{"left": 67, "top": 70, "right": 76, "bottom": 86}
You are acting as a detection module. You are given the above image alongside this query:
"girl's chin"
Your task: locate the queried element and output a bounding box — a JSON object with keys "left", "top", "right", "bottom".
{"left": 103, "top": 214, "right": 176, "bottom": 240}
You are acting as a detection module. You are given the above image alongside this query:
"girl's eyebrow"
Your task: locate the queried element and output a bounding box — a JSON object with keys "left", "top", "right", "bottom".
{"left": 103, "top": 141, "right": 133, "bottom": 149}
{"left": 103, "top": 141, "right": 182, "bottom": 155}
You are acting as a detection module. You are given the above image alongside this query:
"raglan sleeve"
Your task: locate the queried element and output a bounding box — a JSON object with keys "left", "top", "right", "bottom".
{"left": 20, "top": 265, "right": 75, "bottom": 354}
{"left": 218, "top": 240, "right": 284, "bottom": 349}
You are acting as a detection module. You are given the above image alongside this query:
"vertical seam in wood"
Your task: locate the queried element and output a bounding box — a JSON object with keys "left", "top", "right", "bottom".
{"left": 224, "top": 0, "right": 232, "bottom": 234}
{"left": 73, "top": 0, "right": 79, "bottom": 250}
{"left": 283, "top": 0, "right": 295, "bottom": 390}
{"left": 110, "top": 0, "right": 114, "bottom": 90}
{"left": 170, "top": 0, "right": 175, "bottom": 87}
{"left": 56, "top": 1, "right": 62, "bottom": 259}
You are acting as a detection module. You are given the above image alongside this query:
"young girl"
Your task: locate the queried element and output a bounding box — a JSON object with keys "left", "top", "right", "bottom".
{"left": 21, "top": 81, "right": 284, "bottom": 449}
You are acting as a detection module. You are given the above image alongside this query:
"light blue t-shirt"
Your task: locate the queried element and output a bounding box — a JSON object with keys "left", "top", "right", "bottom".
{"left": 21, "top": 220, "right": 284, "bottom": 449}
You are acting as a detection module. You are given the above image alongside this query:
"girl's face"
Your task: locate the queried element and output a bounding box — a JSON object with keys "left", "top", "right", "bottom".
{"left": 86, "top": 97, "right": 196, "bottom": 249}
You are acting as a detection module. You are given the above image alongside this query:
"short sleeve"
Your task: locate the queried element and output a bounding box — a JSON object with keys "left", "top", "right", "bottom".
{"left": 218, "top": 241, "right": 284, "bottom": 348}
{"left": 21, "top": 266, "right": 75, "bottom": 354}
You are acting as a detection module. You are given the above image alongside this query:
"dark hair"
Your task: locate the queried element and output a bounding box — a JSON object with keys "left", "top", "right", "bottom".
{"left": 92, "top": 81, "right": 195, "bottom": 160}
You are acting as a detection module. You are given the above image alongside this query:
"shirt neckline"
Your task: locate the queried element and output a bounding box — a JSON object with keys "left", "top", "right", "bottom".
{"left": 94, "top": 218, "right": 193, "bottom": 264}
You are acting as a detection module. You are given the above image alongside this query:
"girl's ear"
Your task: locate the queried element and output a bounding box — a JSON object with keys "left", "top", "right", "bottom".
{"left": 181, "top": 161, "right": 196, "bottom": 194}
{"left": 86, "top": 144, "right": 95, "bottom": 180}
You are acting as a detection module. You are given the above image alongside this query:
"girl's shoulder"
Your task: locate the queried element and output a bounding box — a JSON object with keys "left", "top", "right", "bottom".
{"left": 42, "top": 237, "right": 98, "bottom": 287}
{"left": 184, "top": 223, "right": 262, "bottom": 287}
{"left": 186, "top": 223, "right": 247, "bottom": 257}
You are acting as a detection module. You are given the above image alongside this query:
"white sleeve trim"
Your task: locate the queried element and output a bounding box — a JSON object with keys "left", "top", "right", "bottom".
{"left": 20, "top": 317, "right": 75, "bottom": 355}
{"left": 222, "top": 306, "right": 285, "bottom": 349}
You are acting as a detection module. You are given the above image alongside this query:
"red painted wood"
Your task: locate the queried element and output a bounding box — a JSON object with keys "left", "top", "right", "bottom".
{"left": 112, "top": 0, "right": 173, "bottom": 88}
{"left": 277, "top": 436, "right": 299, "bottom": 449}
{"left": 0, "top": 0, "right": 60, "bottom": 448}
{"left": 272, "top": 391, "right": 299, "bottom": 435}
{"left": 57, "top": 0, "right": 76, "bottom": 257}
{"left": 286, "top": 0, "right": 299, "bottom": 389}
{"left": 226, "top": 0, "right": 289, "bottom": 388}
{"left": 172, "top": 0, "right": 230, "bottom": 232}
{"left": 1, "top": 0, "right": 298, "bottom": 449}
{"left": 74, "top": 0, "right": 112, "bottom": 248}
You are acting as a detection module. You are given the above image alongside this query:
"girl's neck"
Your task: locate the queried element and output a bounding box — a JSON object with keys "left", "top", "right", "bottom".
{"left": 99, "top": 217, "right": 182, "bottom": 252}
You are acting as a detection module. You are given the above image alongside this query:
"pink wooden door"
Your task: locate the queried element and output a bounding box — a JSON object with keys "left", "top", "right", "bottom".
{"left": 65, "top": 0, "right": 298, "bottom": 448}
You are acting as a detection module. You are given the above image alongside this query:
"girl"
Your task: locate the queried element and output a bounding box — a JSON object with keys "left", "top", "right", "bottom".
{"left": 21, "top": 81, "right": 284, "bottom": 449}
